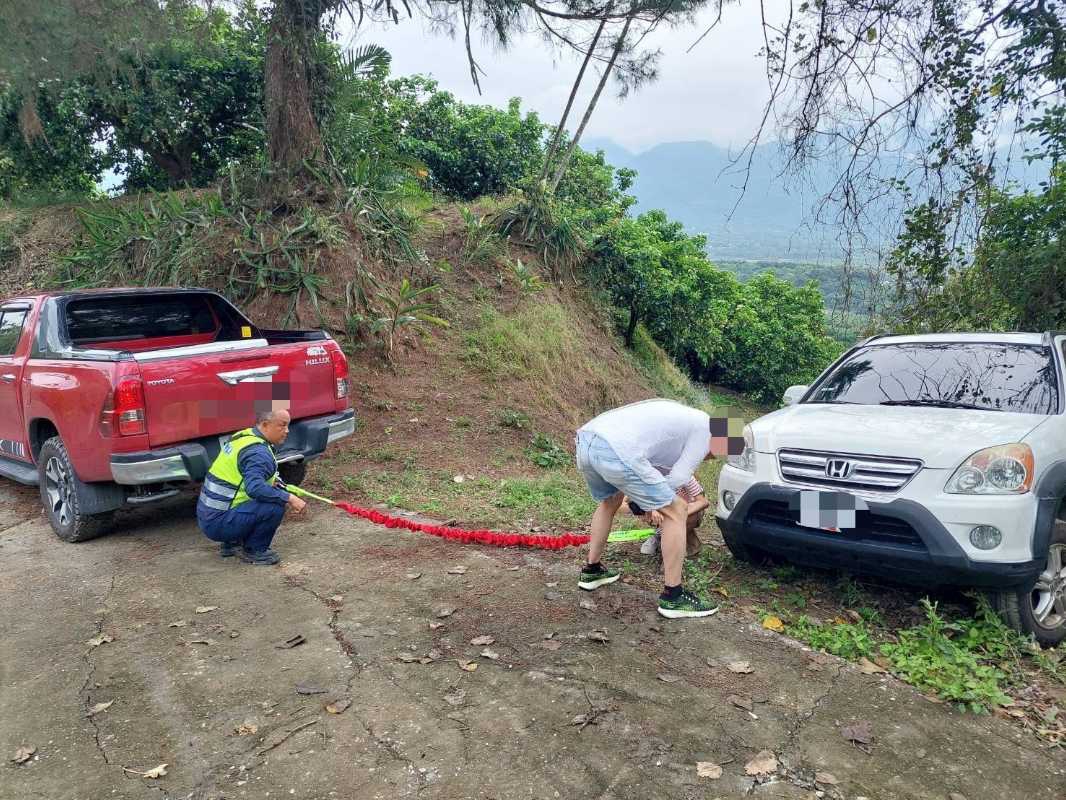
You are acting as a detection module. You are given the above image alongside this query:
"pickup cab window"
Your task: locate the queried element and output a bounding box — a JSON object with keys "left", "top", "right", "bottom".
{"left": 0, "top": 309, "right": 28, "bottom": 356}
{"left": 64, "top": 295, "right": 219, "bottom": 347}
{"left": 809, "top": 343, "right": 1059, "bottom": 415}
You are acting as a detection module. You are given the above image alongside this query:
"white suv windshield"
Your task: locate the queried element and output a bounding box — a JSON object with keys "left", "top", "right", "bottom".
{"left": 808, "top": 343, "right": 1059, "bottom": 415}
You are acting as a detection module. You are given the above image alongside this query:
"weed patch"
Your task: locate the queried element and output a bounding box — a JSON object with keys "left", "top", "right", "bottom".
{"left": 525, "top": 433, "right": 570, "bottom": 469}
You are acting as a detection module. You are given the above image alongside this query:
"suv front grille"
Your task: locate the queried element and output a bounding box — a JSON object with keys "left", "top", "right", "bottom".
{"left": 777, "top": 449, "right": 922, "bottom": 494}
{"left": 748, "top": 500, "right": 925, "bottom": 549}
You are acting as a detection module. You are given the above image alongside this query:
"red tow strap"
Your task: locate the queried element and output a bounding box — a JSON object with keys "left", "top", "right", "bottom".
{"left": 333, "top": 501, "right": 591, "bottom": 550}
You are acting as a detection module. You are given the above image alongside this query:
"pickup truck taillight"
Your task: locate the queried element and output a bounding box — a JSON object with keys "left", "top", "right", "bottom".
{"left": 111, "top": 378, "right": 147, "bottom": 436}
{"left": 330, "top": 348, "right": 350, "bottom": 401}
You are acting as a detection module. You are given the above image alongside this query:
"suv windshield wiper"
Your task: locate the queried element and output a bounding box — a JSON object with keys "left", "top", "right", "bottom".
{"left": 879, "top": 399, "right": 997, "bottom": 411}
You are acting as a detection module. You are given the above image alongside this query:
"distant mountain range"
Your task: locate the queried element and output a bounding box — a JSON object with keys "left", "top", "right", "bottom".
{"left": 584, "top": 137, "right": 1047, "bottom": 263}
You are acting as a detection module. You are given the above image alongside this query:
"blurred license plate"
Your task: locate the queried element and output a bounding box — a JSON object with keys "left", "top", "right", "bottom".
{"left": 790, "top": 490, "right": 867, "bottom": 532}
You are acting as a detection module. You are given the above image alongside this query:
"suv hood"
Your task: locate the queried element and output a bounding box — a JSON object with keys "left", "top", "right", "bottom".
{"left": 751, "top": 404, "right": 1049, "bottom": 469}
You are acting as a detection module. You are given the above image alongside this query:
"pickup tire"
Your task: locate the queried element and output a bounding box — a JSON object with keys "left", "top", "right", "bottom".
{"left": 990, "top": 521, "right": 1066, "bottom": 647}
{"left": 38, "top": 436, "right": 114, "bottom": 543}
{"left": 278, "top": 460, "right": 307, "bottom": 487}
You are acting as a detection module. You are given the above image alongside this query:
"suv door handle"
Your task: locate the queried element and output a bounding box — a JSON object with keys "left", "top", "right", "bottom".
{"left": 217, "top": 365, "right": 279, "bottom": 385}
{"left": 0, "top": 374, "right": 15, "bottom": 383}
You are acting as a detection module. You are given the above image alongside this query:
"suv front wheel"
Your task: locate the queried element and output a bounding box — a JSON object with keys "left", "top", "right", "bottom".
{"left": 991, "top": 521, "right": 1066, "bottom": 647}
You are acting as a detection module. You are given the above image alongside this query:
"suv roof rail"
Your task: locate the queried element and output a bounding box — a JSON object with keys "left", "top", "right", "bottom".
{"left": 858, "top": 332, "right": 893, "bottom": 346}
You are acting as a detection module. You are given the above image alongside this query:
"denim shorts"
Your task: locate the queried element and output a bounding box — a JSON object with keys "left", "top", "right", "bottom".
{"left": 575, "top": 431, "right": 677, "bottom": 511}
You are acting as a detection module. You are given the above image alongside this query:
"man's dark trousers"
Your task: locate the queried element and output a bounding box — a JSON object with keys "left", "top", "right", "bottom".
{"left": 198, "top": 500, "right": 285, "bottom": 552}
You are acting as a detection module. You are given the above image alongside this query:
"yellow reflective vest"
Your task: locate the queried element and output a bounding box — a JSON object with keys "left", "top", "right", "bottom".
{"left": 200, "top": 428, "right": 280, "bottom": 511}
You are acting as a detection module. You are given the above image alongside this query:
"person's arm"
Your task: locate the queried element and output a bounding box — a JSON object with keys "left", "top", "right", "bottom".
{"left": 687, "top": 494, "right": 710, "bottom": 517}
{"left": 237, "top": 446, "right": 291, "bottom": 506}
{"left": 664, "top": 421, "right": 710, "bottom": 490}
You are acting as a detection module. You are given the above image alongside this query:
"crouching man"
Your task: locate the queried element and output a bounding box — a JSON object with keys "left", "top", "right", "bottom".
{"left": 197, "top": 408, "right": 307, "bottom": 565}
{"left": 575, "top": 399, "right": 728, "bottom": 618}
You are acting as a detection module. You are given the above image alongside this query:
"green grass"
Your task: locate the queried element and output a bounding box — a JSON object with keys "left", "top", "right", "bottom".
{"left": 461, "top": 302, "right": 583, "bottom": 380}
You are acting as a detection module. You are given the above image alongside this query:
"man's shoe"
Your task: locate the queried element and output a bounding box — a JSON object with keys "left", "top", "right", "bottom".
{"left": 219, "top": 541, "right": 239, "bottom": 558}
{"left": 239, "top": 548, "right": 281, "bottom": 566}
{"left": 658, "top": 589, "right": 719, "bottom": 619}
{"left": 640, "top": 532, "right": 660, "bottom": 556}
{"left": 578, "top": 564, "right": 621, "bottom": 591}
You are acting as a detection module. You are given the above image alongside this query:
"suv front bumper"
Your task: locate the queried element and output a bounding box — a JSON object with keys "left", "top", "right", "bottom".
{"left": 110, "top": 408, "right": 356, "bottom": 486}
{"left": 716, "top": 481, "right": 1043, "bottom": 589}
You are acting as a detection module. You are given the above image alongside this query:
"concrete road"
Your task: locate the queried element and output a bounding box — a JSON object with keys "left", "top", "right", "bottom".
{"left": 1, "top": 486, "right": 1063, "bottom": 800}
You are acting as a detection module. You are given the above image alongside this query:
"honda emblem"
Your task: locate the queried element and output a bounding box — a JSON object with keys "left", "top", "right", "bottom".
{"left": 825, "top": 459, "right": 855, "bottom": 480}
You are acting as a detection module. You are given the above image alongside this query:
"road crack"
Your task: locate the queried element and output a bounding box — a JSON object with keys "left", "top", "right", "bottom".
{"left": 81, "top": 573, "right": 117, "bottom": 767}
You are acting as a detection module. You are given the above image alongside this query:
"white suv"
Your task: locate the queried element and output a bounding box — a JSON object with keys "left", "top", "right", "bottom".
{"left": 716, "top": 332, "right": 1066, "bottom": 646}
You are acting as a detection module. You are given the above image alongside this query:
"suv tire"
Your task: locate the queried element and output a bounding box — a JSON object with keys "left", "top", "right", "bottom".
{"left": 38, "top": 436, "right": 114, "bottom": 543}
{"left": 991, "top": 520, "right": 1066, "bottom": 647}
{"left": 720, "top": 526, "right": 771, "bottom": 565}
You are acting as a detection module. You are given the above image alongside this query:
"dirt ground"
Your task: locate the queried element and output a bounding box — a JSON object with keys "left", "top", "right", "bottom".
{"left": 2, "top": 485, "right": 1064, "bottom": 800}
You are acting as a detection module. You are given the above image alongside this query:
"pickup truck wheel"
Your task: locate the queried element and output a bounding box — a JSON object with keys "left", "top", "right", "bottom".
{"left": 991, "top": 522, "right": 1066, "bottom": 647}
{"left": 278, "top": 460, "right": 307, "bottom": 487}
{"left": 38, "top": 436, "right": 114, "bottom": 543}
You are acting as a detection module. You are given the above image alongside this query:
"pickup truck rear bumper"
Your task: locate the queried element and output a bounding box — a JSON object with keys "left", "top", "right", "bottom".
{"left": 717, "top": 483, "right": 1043, "bottom": 589}
{"left": 110, "top": 409, "right": 356, "bottom": 485}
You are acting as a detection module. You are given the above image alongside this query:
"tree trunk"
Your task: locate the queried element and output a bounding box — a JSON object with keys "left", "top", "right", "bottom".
{"left": 264, "top": 0, "right": 324, "bottom": 177}
{"left": 539, "top": 16, "right": 607, "bottom": 183}
{"left": 549, "top": 15, "right": 632, "bottom": 194}
{"left": 625, "top": 303, "right": 639, "bottom": 346}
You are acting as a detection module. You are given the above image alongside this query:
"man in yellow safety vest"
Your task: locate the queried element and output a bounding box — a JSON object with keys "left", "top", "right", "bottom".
{"left": 197, "top": 408, "right": 307, "bottom": 565}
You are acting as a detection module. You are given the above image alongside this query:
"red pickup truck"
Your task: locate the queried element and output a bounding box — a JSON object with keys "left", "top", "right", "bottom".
{"left": 0, "top": 288, "right": 355, "bottom": 541}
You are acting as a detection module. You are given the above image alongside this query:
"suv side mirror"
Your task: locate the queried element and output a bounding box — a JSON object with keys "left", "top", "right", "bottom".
{"left": 782, "top": 385, "right": 808, "bottom": 406}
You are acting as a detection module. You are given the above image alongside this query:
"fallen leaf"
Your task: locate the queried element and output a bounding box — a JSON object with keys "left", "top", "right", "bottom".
{"left": 657, "top": 673, "right": 682, "bottom": 683}
{"left": 167, "top": 620, "right": 187, "bottom": 628}
{"left": 429, "top": 622, "right": 444, "bottom": 630}
{"left": 587, "top": 630, "right": 610, "bottom": 643}
{"left": 858, "top": 657, "right": 887, "bottom": 675}
{"left": 447, "top": 566, "right": 467, "bottom": 575}
{"left": 470, "top": 635, "right": 495, "bottom": 646}
{"left": 295, "top": 684, "right": 327, "bottom": 695}
{"left": 12, "top": 746, "right": 35, "bottom": 765}
{"left": 579, "top": 599, "right": 597, "bottom": 611}
{"left": 712, "top": 587, "right": 730, "bottom": 598}
{"left": 571, "top": 713, "right": 590, "bottom": 726}
{"left": 397, "top": 653, "right": 420, "bottom": 663}
{"left": 543, "top": 632, "right": 555, "bottom": 639}
{"left": 87, "top": 633, "right": 114, "bottom": 648}
{"left": 480, "top": 649, "right": 500, "bottom": 660}
{"left": 435, "top": 606, "right": 458, "bottom": 619}
{"left": 229, "top": 631, "right": 240, "bottom": 639}
{"left": 842, "top": 720, "right": 874, "bottom": 750}
{"left": 744, "top": 750, "right": 779, "bottom": 776}
{"left": 325, "top": 699, "right": 351, "bottom": 715}
{"left": 275, "top": 634, "right": 305, "bottom": 649}
{"left": 188, "top": 638, "right": 215, "bottom": 646}
{"left": 457, "top": 659, "right": 478, "bottom": 672}
{"left": 726, "top": 661, "right": 754, "bottom": 674}
{"left": 86, "top": 701, "right": 114, "bottom": 717}
{"left": 541, "top": 640, "right": 562, "bottom": 651}
{"left": 443, "top": 688, "right": 466, "bottom": 706}
{"left": 815, "top": 772, "right": 839, "bottom": 785}
{"left": 728, "top": 694, "right": 753, "bottom": 711}
{"left": 452, "top": 475, "right": 465, "bottom": 484}
{"left": 195, "top": 606, "right": 218, "bottom": 614}
{"left": 405, "top": 572, "right": 422, "bottom": 580}
{"left": 507, "top": 566, "right": 520, "bottom": 571}
{"left": 330, "top": 595, "right": 344, "bottom": 603}
{"left": 142, "top": 764, "right": 168, "bottom": 779}
{"left": 545, "top": 581, "right": 559, "bottom": 587}
{"left": 845, "top": 609, "right": 863, "bottom": 623}
{"left": 234, "top": 723, "right": 258, "bottom": 736}
{"left": 761, "top": 615, "right": 785, "bottom": 633}
{"left": 696, "top": 762, "right": 723, "bottom": 779}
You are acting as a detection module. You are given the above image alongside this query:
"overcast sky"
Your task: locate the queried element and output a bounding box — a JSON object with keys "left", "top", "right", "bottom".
{"left": 349, "top": 5, "right": 777, "bottom": 153}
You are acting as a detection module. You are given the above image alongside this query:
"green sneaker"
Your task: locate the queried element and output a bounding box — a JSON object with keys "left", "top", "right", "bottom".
{"left": 578, "top": 565, "right": 621, "bottom": 591}
{"left": 657, "top": 589, "right": 719, "bottom": 619}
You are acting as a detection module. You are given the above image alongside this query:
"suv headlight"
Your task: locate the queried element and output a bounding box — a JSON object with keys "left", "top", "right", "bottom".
{"left": 727, "top": 426, "right": 756, "bottom": 472}
{"left": 945, "top": 444, "right": 1034, "bottom": 495}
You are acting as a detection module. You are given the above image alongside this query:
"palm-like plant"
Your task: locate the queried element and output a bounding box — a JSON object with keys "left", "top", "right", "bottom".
{"left": 371, "top": 278, "right": 449, "bottom": 362}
